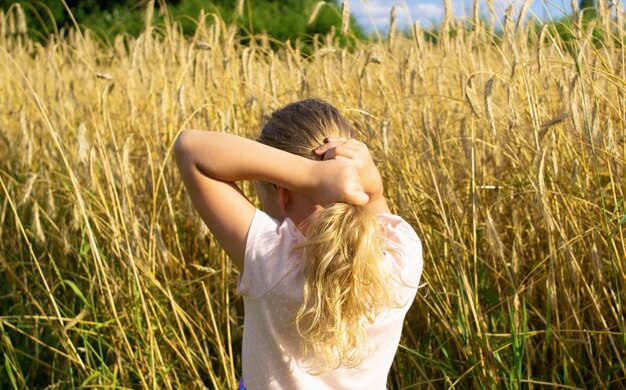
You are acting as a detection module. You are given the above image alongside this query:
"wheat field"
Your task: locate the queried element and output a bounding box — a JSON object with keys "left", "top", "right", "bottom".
{"left": 0, "top": 1, "right": 625, "bottom": 388}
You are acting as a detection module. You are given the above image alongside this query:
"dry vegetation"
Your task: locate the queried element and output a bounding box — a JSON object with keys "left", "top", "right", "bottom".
{"left": 1, "top": 1, "right": 625, "bottom": 388}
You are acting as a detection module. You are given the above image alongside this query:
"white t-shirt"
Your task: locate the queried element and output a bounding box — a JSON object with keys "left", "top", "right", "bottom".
{"left": 237, "top": 209, "right": 423, "bottom": 390}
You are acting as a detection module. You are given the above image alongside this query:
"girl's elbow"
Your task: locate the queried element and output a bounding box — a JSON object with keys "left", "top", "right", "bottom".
{"left": 174, "top": 130, "right": 195, "bottom": 162}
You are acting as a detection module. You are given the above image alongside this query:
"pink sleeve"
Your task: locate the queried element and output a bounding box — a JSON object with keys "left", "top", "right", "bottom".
{"left": 236, "top": 209, "right": 304, "bottom": 298}
{"left": 236, "top": 209, "right": 275, "bottom": 296}
{"left": 377, "top": 213, "right": 423, "bottom": 289}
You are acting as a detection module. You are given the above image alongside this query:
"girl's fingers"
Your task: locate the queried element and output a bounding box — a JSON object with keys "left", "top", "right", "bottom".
{"left": 315, "top": 139, "right": 361, "bottom": 160}
{"left": 349, "top": 190, "right": 369, "bottom": 206}
{"left": 314, "top": 140, "right": 342, "bottom": 155}
{"left": 314, "top": 137, "right": 355, "bottom": 153}
{"left": 322, "top": 146, "right": 357, "bottom": 161}
{"left": 323, "top": 136, "right": 347, "bottom": 143}
{"left": 322, "top": 151, "right": 350, "bottom": 161}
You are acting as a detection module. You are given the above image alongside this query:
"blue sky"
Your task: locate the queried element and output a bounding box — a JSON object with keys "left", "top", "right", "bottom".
{"left": 349, "top": 0, "right": 577, "bottom": 31}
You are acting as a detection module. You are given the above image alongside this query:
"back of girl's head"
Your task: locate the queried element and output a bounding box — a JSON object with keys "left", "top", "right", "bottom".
{"left": 258, "top": 98, "right": 353, "bottom": 157}
{"left": 259, "top": 99, "right": 396, "bottom": 372}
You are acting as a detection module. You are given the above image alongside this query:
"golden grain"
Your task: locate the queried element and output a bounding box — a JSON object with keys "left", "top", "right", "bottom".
{"left": 0, "top": 6, "right": 624, "bottom": 388}
{"left": 388, "top": 6, "right": 396, "bottom": 49}
{"left": 340, "top": 0, "right": 350, "bottom": 35}
{"left": 18, "top": 173, "right": 34, "bottom": 205}
{"left": 14, "top": 3, "right": 25, "bottom": 35}
{"left": 236, "top": 0, "right": 245, "bottom": 18}
{"left": 516, "top": 0, "right": 533, "bottom": 31}
{"left": 308, "top": 1, "right": 327, "bottom": 26}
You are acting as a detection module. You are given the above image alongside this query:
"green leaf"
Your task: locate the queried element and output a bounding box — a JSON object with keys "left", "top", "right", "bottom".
{"left": 62, "top": 280, "right": 89, "bottom": 307}
{"left": 3, "top": 354, "right": 18, "bottom": 390}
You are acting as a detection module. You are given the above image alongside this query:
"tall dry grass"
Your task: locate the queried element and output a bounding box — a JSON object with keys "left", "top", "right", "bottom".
{"left": 0, "top": 2, "right": 625, "bottom": 388}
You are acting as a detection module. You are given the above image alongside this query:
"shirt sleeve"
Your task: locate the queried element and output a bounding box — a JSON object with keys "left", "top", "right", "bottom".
{"left": 377, "top": 213, "right": 424, "bottom": 290}
{"left": 236, "top": 209, "right": 304, "bottom": 298}
{"left": 236, "top": 209, "right": 276, "bottom": 296}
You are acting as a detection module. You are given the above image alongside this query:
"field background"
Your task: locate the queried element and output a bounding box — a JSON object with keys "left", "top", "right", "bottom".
{"left": 1, "top": 1, "right": 625, "bottom": 388}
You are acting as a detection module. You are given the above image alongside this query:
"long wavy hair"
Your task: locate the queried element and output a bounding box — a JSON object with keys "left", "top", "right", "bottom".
{"left": 258, "top": 99, "right": 396, "bottom": 372}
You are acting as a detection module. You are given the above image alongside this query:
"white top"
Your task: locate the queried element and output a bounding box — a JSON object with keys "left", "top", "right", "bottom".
{"left": 237, "top": 209, "right": 423, "bottom": 390}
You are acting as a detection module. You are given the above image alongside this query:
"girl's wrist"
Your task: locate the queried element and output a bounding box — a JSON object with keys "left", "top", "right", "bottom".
{"left": 302, "top": 159, "right": 323, "bottom": 199}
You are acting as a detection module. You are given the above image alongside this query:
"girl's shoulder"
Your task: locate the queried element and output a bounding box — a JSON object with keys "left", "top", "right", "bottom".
{"left": 377, "top": 213, "right": 423, "bottom": 287}
{"left": 237, "top": 209, "right": 304, "bottom": 298}
{"left": 376, "top": 213, "right": 421, "bottom": 248}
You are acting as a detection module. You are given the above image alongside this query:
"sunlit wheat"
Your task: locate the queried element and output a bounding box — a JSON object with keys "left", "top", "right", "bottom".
{"left": 0, "top": 2, "right": 624, "bottom": 388}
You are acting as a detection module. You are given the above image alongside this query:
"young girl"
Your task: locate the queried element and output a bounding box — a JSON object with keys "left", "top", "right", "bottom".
{"left": 175, "top": 99, "right": 422, "bottom": 389}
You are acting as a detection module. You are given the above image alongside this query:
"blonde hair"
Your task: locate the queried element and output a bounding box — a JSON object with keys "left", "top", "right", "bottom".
{"left": 259, "top": 99, "right": 396, "bottom": 371}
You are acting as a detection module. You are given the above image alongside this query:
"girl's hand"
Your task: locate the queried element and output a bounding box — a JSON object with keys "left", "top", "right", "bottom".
{"left": 313, "top": 138, "right": 384, "bottom": 199}
{"left": 312, "top": 158, "right": 369, "bottom": 206}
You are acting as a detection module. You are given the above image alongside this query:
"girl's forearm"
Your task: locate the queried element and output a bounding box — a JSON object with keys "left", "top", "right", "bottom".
{"left": 174, "top": 130, "right": 317, "bottom": 194}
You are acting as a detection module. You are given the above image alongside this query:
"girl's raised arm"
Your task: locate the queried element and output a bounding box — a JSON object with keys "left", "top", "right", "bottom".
{"left": 174, "top": 130, "right": 368, "bottom": 271}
